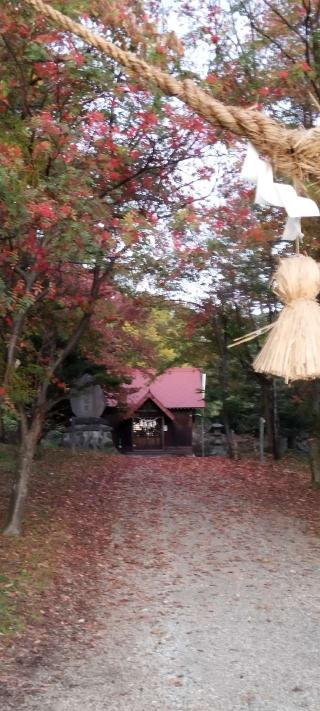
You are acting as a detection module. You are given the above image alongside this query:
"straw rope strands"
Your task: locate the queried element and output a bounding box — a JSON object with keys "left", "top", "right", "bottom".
{"left": 24, "top": 0, "right": 320, "bottom": 193}
{"left": 20, "top": 2, "right": 320, "bottom": 381}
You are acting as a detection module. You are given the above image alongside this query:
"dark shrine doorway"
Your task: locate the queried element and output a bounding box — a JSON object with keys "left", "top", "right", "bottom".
{"left": 132, "top": 399, "right": 164, "bottom": 450}
{"left": 132, "top": 413, "right": 164, "bottom": 450}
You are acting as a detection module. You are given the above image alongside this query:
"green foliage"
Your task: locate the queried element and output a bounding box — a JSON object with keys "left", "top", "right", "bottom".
{"left": 2, "top": 409, "right": 19, "bottom": 434}
{"left": 0, "top": 444, "right": 17, "bottom": 472}
{"left": 24, "top": 42, "right": 48, "bottom": 62}
{"left": 57, "top": 352, "right": 124, "bottom": 390}
{"left": 123, "top": 301, "right": 212, "bottom": 372}
{"left": 0, "top": 574, "right": 24, "bottom": 634}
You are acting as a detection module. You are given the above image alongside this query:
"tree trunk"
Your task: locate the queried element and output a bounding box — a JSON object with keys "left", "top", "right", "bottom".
{"left": 0, "top": 408, "right": 5, "bottom": 443}
{"left": 212, "top": 312, "right": 235, "bottom": 458}
{"left": 308, "top": 381, "right": 320, "bottom": 486}
{"left": 257, "top": 374, "right": 281, "bottom": 460}
{"left": 309, "top": 437, "right": 320, "bottom": 488}
{"left": 2, "top": 411, "right": 43, "bottom": 536}
{"left": 222, "top": 410, "right": 235, "bottom": 459}
{"left": 271, "top": 379, "right": 281, "bottom": 460}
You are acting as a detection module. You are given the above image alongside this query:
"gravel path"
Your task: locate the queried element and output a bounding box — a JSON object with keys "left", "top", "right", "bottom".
{"left": 18, "top": 458, "right": 320, "bottom": 710}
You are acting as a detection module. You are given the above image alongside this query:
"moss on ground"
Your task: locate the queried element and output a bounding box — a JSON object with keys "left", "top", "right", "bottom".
{"left": 0, "top": 573, "right": 24, "bottom": 635}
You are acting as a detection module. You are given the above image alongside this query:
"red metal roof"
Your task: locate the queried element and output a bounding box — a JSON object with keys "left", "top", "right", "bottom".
{"left": 127, "top": 392, "right": 175, "bottom": 420}
{"left": 123, "top": 367, "right": 205, "bottom": 412}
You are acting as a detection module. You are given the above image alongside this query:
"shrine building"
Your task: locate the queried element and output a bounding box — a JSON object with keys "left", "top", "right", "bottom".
{"left": 113, "top": 367, "right": 205, "bottom": 455}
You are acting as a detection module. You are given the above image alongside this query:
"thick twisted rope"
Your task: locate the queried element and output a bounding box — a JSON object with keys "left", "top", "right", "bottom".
{"left": 23, "top": 0, "right": 320, "bottom": 188}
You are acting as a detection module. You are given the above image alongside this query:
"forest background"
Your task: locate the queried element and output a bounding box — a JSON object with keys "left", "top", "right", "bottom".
{"left": 1, "top": 0, "right": 320, "bottom": 534}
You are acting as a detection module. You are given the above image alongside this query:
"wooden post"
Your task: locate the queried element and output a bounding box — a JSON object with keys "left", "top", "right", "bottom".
{"left": 71, "top": 418, "right": 76, "bottom": 454}
{"left": 161, "top": 416, "right": 164, "bottom": 450}
{"left": 231, "top": 429, "right": 238, "bottom": 460}
{"left": 259, "top": 417, "right": 265, "bottom": 463}
{"left": 201, "top": 410, "right": 205, "bottom": 457}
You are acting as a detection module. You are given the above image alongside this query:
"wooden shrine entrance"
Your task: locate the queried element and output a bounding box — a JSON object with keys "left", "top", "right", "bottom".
{"left": 132, "top": 413, "right": 164, "bottom": 450}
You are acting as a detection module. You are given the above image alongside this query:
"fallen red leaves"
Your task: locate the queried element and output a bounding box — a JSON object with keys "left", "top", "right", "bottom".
{"left": 0, "top": 451, "right": 118, "bottom": 702}
{"left": 0, "top": 451, "right": 319, "bottom": 705}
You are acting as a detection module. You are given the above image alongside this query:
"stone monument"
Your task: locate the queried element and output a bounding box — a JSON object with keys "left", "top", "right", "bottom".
{"left": 63, "top": 374, "right": 114, "bottom": 450}
{"left": 208, "top": 422, "right": 227, "bottom": 456}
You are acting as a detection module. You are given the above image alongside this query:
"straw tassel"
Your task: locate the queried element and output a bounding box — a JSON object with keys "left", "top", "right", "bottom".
{"left": 230, "top": 255, "right": 320, "bottom": 383}
{"left": 254, "top": 255, "right": 320, "bottom": 382}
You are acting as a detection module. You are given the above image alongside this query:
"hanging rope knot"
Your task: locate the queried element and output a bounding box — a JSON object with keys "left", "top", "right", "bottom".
{"left": 285, "top": 296, "right": 318, "bottom": 308}
{"left": 272, "top": 255, "right": 320, "bottom": 304}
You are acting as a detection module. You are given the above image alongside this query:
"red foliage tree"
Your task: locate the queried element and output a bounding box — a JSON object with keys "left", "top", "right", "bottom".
{"left": 0, "top": 0, "right": 218, "bottom": 534}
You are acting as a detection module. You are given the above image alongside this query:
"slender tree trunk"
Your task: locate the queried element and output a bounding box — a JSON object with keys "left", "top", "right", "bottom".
{"left": 0, "top": 407, "right": 5, "bottom": 443}
{"left": 309, "top": 437, "right": 320, "bottom": 488}
{"left": 257, "top": 374, "right": 281, "bottom": 460}
{"left": 271, "top": 379, "right": 281, "bottom": 460}
{"left": 212, "top": 311, "right": 235, "bottom": 458}
{"left": 222, "top": 409, "right": 235, "bottom": 459}
{"left": 308, "top": 381, "right": 320, "bottom": 486}
{"left": 2, "top": 410, "right": 44, "bottom": 536}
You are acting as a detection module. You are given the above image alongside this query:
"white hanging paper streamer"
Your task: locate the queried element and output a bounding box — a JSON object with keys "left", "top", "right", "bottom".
{"left": 240, "top": 142, "right": 262, "bottom": 183}
{"left": 282, "top": 217, "right": 303, "bottom": 241}
{"left": 241, "top": 143, "right": 319, "bottom": 240}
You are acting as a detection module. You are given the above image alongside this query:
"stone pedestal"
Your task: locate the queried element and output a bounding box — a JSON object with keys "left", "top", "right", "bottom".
{"left": 63, "top": 417, "right": 115, "bottom": 451}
